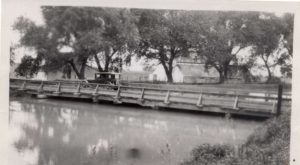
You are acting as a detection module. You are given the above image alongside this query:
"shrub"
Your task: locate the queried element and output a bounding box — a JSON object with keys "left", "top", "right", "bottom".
{"left": 182, "top": 112, "right": 291, "bottom": 165}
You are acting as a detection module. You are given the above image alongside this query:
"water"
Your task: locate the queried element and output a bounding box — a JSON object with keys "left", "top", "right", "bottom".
{"left": 8, "top": 97, "right": 263, "bottom": 165}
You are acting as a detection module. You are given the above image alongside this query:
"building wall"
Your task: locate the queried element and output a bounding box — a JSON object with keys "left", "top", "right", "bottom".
{"left": 149, "top": 64, "right": 219, "bottom": 83}
{"left": 121, "top": 72, "right": 149, "bottom": 82}
{"left": 172, "top": 67, "right": 184, "bottom": 83}
{"left": 148, "top": 65, "right": 168, "bottom": 82}
{"left": 148, "top": 65, "right": 183, "bottom": 82}
{"left": 32, "top": 72, "right": 48, "bottom": 80}
{"left": 84, "top": 67, "right": 98, "bottom": 80}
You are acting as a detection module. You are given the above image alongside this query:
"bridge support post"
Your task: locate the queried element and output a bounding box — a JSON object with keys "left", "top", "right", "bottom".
{"left": 74, "top": 83, "right": 81, "bottom": 96}
{"left": 19, "top": 81, "right": 26, "bottom": 91}
{"left": 233, "top": 96, "right": 239, "bottom": 110}
{"left": 53, "top": 82, "right": 61, "bottom": 95}
{"left": 272, "top": 101, "right": 277, "bottom": 114}
{"left": 93, "top": 85, "right": 99, "bottom": 96}
{"left": 276, "top": 84, "right": 283, "bottom": 117}
{"left": 138, "top": 88, "right": 145, "bottom": 104}
{"left": 113, "top": 86, "right": 122, "bottom": 104}
{"left": 36, "top": 81, "right": 47, "bottom": 99}
{"left": 196, "top": 93, "right": 203, "bottom": 107}
{"left": 92, "top": 85, "right": 100, "bottom": 103}
{"left": 38, "top": 81, "right": 44, "bottom": 93}
{"left": 164, "top": 90, "right": 170, "bottom": 105}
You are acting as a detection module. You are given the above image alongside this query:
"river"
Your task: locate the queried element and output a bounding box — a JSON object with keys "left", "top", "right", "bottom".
{"left": 8, "top": 97, "right": 264, "bottom": 165}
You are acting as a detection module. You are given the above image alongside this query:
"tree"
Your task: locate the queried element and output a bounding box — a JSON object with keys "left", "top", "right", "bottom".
{"left": 135, "top": 10, "right": 190, "bottom": 83}
{"left": 9, "top": 44, "right": 18, "bottom": 66}
{"left": 13, "top": 16, "right": 66, "bottom": 77}
{"left": 279, "top": 13, "right": 294, "bottom": 77}
{"left": 15, "top": 55, "right": 40, "bottom": 78}
{"left": 86, "top": 8, "right": 139, "bottom": 73}
{"left": 186, "top": 11, "right": 261, "bottom": 83}
{"left": 14, "top": 7, "right": 139, "bottom": 79}
{"left": 248, "top": 13, "right": 293, "bottom": 82}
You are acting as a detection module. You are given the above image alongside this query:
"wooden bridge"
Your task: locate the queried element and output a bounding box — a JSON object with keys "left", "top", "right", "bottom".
{"left": 10, "top": 79, "right": 291, "bottom": 118}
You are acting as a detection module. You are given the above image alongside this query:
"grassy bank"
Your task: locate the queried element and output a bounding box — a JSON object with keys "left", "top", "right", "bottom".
{"left": 182, "top": 111, "right": 291, "bottom": 165}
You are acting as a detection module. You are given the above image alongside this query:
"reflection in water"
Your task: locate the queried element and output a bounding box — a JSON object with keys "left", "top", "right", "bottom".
{"left": 9, "top": 97, "right": 263, "bottom": 165}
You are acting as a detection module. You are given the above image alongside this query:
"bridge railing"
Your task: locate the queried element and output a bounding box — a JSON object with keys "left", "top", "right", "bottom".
{"left": 10, "top": 78, "right": 291, "bottom": 117}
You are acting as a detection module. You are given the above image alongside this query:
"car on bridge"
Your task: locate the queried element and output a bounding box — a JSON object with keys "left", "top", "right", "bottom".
{"left": 87, "top": 72, "right": 121, "bottom": 86}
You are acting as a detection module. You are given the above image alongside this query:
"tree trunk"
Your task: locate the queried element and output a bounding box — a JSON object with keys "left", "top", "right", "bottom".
{"left": 218, "top": 72, "right": 225, "bottom": 83}
{"left": 69, "top": 59, "right": 87, "bottom": 80}
{"left": 104, "top": 47, "right": 111, "bottom": 72}
{"left": 222, "top": 60, "right": 231, "bottom": 82}
{"left": 79, "top": 62, "right": 86, "bottom": 79}
{"left": 214, "top": 67, "right": 224, "bottom": 83}
{"left": 161, "top": 60, "right": 174, "bottom": 83}
{"left": 262, "top": 55, "right": 272, "bottom": 83}
{"left": 266, "top": 65, "right": 272, "bottom": 83}
{"left": 104, "top": 57, "right": 110, "bottom": 72}
{"left": 69, "top": 60, "right": 81, "bottom": 79}
{"left": 166, "top": 69, "right": 173, "bottom": 83}
{"left": 94, "top": 54, "right": 103, "bottom": 72}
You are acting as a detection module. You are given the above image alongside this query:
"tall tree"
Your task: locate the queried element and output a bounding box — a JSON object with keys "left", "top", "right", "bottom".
{"left": 15, "top": 55, "right": 40, "bottom": 78}
{"left": 247, "top": 13, "right": 293, "bottom": 82}
{"left": 86, "top": 8, "right": 139, "bottom": 73}
{"left": 14, "top": 7, "right": 139, "bottom": 79}
{"left": 279, "top": 13, "right": 294, "bottom": 77}
{"left": 135, "top": 10, "right": 189, "bottom": 83}
{"left": 186, "top": 11, "right": 260, "bottom": 83}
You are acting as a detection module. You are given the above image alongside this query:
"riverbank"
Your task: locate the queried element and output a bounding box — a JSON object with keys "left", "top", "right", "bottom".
{"left": 182, "top": 111, "right": 291, "bottom": 165}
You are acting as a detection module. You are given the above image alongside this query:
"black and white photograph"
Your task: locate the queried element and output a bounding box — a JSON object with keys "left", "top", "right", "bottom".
{"left": 1, "top": 0, "right": 299, "bottom": 165}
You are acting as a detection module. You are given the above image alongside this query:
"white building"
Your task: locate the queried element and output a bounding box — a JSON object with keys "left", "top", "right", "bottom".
{"left": 148, "top": 62, "right": 219, "bottom": 83}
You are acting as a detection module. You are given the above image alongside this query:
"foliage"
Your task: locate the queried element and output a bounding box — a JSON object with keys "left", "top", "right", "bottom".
{"left": 280, "top": 13, "right": 294, "bottom": 78}
{"left": 185, "top": 11, "right": 293, "bottom": 83}
{"left": 134, "top": 9, "right": 190, "bottom": 83}
{"left": 15, "top": 55, "right": 40, "bottom": 78}
{"left": 13, "top": 7, "right": 139, "bottom": 79}
{"left": 184, "top": 11, "right": 261, "bottom": 83}
{"left": 247, "top": 13, "right": 293, "bottom": 83}
{"left": 182, "top": 144, "right": 235, "bottom": 165}
{"left": 182, "top": 112, "right": 291, "bottom": 165}
{"left": 13, "top": 8, "right": 293, "bottom": 82}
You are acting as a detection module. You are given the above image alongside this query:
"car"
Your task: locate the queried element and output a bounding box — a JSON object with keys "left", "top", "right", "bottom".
{"left": 87, "top": 72, "right": 121, "bottom": 86}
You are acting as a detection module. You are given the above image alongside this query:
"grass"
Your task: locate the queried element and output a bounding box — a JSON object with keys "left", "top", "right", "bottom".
{"left": 182, "top": 111, "right": 291, "bottom": 165}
